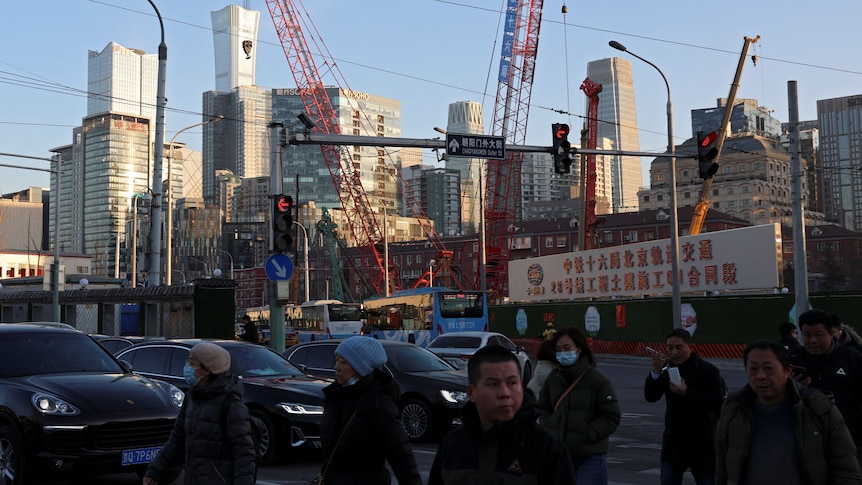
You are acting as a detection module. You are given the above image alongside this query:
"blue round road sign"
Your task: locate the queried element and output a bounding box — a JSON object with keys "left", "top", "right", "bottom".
{"left": 265, "top": 253, "right": 294, "bottom": 281}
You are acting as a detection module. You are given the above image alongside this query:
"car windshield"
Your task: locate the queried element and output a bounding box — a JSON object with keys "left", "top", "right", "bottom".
{"left": 427, "top": 336, "right": 482, "bottom": 349}
{"left": 0, "top": 332, "right": 124, "bottom": 376}
{"left": 228, "top": 344, "right": 305, "bottom": 378}
{"left": 386, "top": 345, "right": 455, "bottom": 373}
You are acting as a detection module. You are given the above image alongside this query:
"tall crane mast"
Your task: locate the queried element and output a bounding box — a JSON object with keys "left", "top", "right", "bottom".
{"left": 485, "top": 0, "right": 544, "bottom": 299}
{"left": 263, "top": 0, "right": 461, "bottom": 295}
{"left": 578, "top": 78, "right": 602, "bottom": 250}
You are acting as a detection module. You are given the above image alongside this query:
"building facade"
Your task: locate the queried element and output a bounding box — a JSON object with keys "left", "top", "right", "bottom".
{"left": 817, "top": 94, "right": 862, "bottom": 232}
{"left": 691, "top": 98, "right": 782, "bottom": 140}
{"left": 444, "top": 101, "right": 484, "bottom": 235}
{"left": 211, "top": 5, "right": 259, "bottom": 92}
{"left": 586, "top": 57, "right": 642, "bottom": 213}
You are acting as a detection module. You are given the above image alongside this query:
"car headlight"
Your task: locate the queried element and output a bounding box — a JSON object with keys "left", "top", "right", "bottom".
{"left": 440, "top": 390, "right": 468, "bottom": 404}
{"left": 167, "top": 383, "right": 185, "bottom": 409}
{"left": 278, "top": 402, "right": 324, "bottom": 415}
{"left": 32, "top": 392, "right": 80, "bottom": 416}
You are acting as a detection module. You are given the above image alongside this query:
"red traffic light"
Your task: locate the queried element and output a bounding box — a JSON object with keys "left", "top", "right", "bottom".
{"left": 555, "top": 124, "right": 570, "bottom": 139}
{"left": 275, "top": 195, "right": 293, "bottom": 213}
{"left": 700, "top": 131, "right": 718, "bottom": 147}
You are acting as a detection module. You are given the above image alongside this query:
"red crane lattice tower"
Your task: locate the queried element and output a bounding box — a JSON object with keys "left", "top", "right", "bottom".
{"left": 264, "top": 0, "right": 460, "bottom": 295}
{"left": 485, "top": 0, "right": 544, "bottom": 299}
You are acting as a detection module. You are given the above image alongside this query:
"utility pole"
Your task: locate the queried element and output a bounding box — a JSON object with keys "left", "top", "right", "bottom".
{"left": 788, "top": 81, "right": 809, "bottom": 320}
{"left": 269, "top": 122, "right": 287, "bottom": 353}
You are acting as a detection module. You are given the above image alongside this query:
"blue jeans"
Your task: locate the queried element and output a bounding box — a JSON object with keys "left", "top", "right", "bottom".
{"left": 660, "top": 460, "right": 715, "bottom": 485}
{"left": 573, "top": 453, "right": 608, "bottom": 485}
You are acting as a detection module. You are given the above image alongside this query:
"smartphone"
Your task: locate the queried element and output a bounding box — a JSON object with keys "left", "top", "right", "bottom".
{"left": 646, "top": 346, "right": 659, "bottom": 354}
{"left": 792, "top": 365, "right": 807, "bottom": 378}
{"left": 668, "top": 367, "right": 682, "bottom": 386}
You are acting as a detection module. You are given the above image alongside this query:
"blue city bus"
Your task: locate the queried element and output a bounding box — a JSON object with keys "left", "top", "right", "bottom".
{"left": 361, "top": 287, "right": 488, "bottom": 347}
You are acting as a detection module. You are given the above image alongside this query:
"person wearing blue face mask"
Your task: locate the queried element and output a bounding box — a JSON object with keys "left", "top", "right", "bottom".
{"left": 318, "top": 337, "right": 421, "bottom": 485}
{"left": 144, "top": 342, "right": 256, "bottom": 485}
{"left": 537, "top": 327, "right": 621, "bottom": 485}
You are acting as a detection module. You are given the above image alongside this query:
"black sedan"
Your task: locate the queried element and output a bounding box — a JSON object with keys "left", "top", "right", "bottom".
{"left": 0, "top": 322, "right": 184, "bottom": 483}
{"left": 117, "top": 339, "right": 329, "bottom": 464}
{"left": 284, "top": 339, "right": 469, "bottom": 441}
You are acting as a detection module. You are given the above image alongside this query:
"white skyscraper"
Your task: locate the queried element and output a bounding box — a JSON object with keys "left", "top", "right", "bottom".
{"left": 211, "top": 5, "right": 260, "bottom": 92}
{"left": 87, "top": 42, "right": 157, "bottom": 118}
{"left": 444, "top": 101, "right": 484, "bottom": 235}
{"left": 586, "top": 57, "right": 642, "bottom": 213}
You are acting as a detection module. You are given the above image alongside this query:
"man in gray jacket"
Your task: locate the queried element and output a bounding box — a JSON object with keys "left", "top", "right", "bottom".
{"left": 716, "top": 340, "right": 861, "bottom": 485}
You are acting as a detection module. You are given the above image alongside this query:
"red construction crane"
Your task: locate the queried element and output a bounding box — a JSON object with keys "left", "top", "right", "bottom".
{"left": 484, "top": 0, "right": 544, "bottom": 300}
{"left": 579, "top": 77, "right": 602, "bottom": 250}
{"left": 263, "top": 0, "right": 460, "bottom": 295}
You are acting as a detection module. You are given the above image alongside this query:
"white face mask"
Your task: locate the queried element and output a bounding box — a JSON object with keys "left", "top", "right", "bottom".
{"left": 343, "top": 375, "right": 360, "bottom": 387}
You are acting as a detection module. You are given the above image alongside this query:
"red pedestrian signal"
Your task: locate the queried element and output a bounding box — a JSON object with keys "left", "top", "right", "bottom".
{"left": 697, "top": 131, "right": 719, "bottom": 179}
{"left": 272, "top": 195, "right": 294, "bottom": 251}
{"left": 552, "top": 123, "right": 572, "bottom": 174}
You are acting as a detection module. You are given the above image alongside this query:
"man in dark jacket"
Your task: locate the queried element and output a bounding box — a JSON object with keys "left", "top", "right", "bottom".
{"left": 145, "top": 342, "right": 256, "bottom": 485}
{"left": 778, "top": 321, "right": 802, "bottom": 352}
{"left": 792, "top": 309, "right": 862, "bottom": 467}
{"left": 716, "top": 340, "right": 861, "bottom": 485}
{"left": 240, "top": 315, "right": 258, "bottom": 344}
{"left": 645, "top": 328, "right": 725, "bottom": 485}
{"left": 429, "top": 345, "right": 576, "bottom": 485}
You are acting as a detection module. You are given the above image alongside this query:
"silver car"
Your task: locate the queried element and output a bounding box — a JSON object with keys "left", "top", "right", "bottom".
{"left": 427, "top": 331, "right": 532, "bottom": 383}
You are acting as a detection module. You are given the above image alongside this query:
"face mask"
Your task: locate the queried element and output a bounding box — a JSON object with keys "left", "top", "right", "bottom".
{"left": 556, "top": 350, "right": 578, "bottom": 367}
{"left": 183, "top": 363, "right": 201, "bottom": 387}
{"left": 343, "top": 375, "right": 360, "bottom": 387}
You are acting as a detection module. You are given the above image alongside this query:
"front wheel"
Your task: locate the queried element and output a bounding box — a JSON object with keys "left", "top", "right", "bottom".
{"left": 249, "top": 410, "right": 277, "bottom": 465}
{"left": 0, "top": 426, "right": 26, "bottom": 485}
{"left": 400, "top": 399, "right": 434, "bottom": 442}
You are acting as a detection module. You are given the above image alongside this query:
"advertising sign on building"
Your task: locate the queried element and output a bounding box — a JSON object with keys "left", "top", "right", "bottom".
{"left": 509, "top": 224, "right": 783, "bottom": 302}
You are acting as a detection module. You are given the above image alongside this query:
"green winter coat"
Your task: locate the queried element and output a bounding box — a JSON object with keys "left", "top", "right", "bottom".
{"left": 716, "top": 379, "right": 861, "bottom": 485}
{"left": 537, "top": 357, "right": 621, "bottom": 460}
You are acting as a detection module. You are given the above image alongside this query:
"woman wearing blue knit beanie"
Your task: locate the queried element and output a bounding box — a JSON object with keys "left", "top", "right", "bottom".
{"left": 317, "top": 337, "right": 421, "bottom": 484}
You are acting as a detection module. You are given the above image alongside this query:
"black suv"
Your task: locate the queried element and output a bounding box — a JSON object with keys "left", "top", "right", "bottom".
{"left": 284, "top": 339, "right": 469, "bottom": 441}
{"left": 117, "top": 339, "right": 329, "bottom": 464}
{"left": 0, "top": 323, "right": 184, "bottom": 483}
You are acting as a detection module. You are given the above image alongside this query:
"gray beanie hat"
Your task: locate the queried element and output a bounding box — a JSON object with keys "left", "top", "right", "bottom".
{"left": 190, "top": 342, "right": 231, "bottom": 375}
{"left": 335, "top": 337, "right": 387, "bottom": 377}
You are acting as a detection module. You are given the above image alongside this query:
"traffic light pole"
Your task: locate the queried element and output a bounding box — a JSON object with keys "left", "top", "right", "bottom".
{"left": 268, "top": 122, "right": 287, "bottom": 353}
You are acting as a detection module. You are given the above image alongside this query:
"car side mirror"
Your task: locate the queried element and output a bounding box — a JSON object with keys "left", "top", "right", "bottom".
{"left": 119, "top": 360, "right": 133, "bottom": 373}
{"left": 516, "top": 345, "right": 526, "bottom": 353}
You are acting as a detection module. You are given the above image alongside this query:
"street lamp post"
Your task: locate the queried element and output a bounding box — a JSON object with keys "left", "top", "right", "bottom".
{"left": 609, "top": 40, "right": 682, "bottom": 329}
{"left": 146, "top": 0, "right": 168, "bottom": 287}
{"left": 166, "top": 116, "right": 223, "bottom": 285}
{"left": 215, "top": 248, "right": 234, "bottom": 280}
{"left": 130, "top": 193, "right": 146, "bottom": 288}
{"left": 293, "top": 221, "right": 310, "bottom": 302}
{"left": 429, "top": 259, "right": 436, "bottom": 287}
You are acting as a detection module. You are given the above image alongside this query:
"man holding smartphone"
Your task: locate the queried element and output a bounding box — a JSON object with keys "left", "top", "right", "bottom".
{"left": 644, "top": 328, "right": 726, "bottom": 485}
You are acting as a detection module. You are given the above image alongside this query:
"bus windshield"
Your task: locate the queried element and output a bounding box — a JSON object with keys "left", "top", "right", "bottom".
{"left": 328, "top": 304, "right": 362, "bottom": 321}
{"left": 439, "top": 292, "right": 484, "bottom": 318}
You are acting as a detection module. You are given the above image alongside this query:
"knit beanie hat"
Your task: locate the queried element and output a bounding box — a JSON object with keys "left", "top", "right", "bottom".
{"left": 190, "top": 342, "right": 231, "bottom": 375}
{"left": 335, "top": 337, "right": 387, "bottom": 377}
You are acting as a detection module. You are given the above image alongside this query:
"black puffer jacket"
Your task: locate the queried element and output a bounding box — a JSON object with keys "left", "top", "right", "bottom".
{"left": 320, "top": 370, "right": 421, "bottom": 485}
{"left": 644, "top": 352, "right": 725, "bottom": 470}
{"left": 429, "top": 390, "right": 576, "bottom": 484}
{"left": 145, "top": 373, "right": 256, "bottom": 484}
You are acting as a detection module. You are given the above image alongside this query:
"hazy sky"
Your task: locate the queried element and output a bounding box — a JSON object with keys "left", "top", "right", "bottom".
{"left": 2, "top": 0, "right": 860, "bottom": 193}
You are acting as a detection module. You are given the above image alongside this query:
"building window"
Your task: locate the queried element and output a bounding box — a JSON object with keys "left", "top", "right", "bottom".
{"left": 754, "top": 162, "right": 762, "bottom": 169}
{"left": 817, "top": 243, "right": 827, "bottom": 252}
{"left": 407, "top": 255, "right": 412, "bottom": 264}
{"left": 713, "top": 202, "right": 720, "bottom": 209}
{"left": 727, "top": 187, "right": 734, "bottom": 195}
{"left": 833, "top": 242, "right": 841, "bottom": 251}
{"left": 739, "top": 164, "right": 747, "bottom": 172}
{"left": 684, "top": 192, "right": 690, "bottom": 199}
{"left": 644, "top": 195, "right": 650, "bottom": 202}
{"left": 742, "top": 186, "right": 750, "bottom": 193}
{"left": 743, "top": 200, "right": 750, "bottom": 206}
{"left": 713, "top": 189, "right": 719, "bottom": 196}
{"left": 473, "top": 243, "right": 479, "bottom": 252}
{"left": 656, "top": 173, "right": 664, "bottom": 181}
{"left": 603, "top": 231, "right": 613, "bottom": 243}
{"left": 556, "top": 236, "right": 566, "bottom": 247}
{"left": 657, "top": 195, "right": 663, "bottom": 201}
{"left": 683, "top": 170, "right": 690, "bottom": 177}
{"left": 724, "top": 166, "right": 732, "bottom": 173}
{"left": 545, "top": 237, "right": 553, "bottom": 248}
{"left": 728, "top": 201, "right": 735, "bottom": 207}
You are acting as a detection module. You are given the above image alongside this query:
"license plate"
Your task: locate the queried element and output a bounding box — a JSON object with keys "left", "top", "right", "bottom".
{"left": 122, "top": 446, "right": 161, "bottom": 466}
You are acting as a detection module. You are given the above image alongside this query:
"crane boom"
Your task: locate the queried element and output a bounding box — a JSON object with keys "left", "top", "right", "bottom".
{"left": 689, "top": 35, "right": 760, "bottom": 235}
{"left": 485, "top": 0, "right": 544, "bottom": 300}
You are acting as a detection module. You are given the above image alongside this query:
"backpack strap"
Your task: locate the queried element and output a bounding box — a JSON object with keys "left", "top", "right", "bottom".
{"left": 554, "top": 366, "right": 592, "bottom": 412}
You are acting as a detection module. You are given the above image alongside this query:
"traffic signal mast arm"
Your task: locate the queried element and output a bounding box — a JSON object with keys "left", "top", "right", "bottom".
{"left": 689, "top": 35, "right": 760, "bottom": 236}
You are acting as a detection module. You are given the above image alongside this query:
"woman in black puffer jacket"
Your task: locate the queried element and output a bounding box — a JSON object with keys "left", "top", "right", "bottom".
{"left": 319, "top": 337, "right": 421, "bottom": 485}
{"left": 144, "top": 342, "right": 256, "bottom": 485}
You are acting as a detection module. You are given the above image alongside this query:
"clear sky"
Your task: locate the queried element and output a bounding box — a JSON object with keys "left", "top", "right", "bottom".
{"left": 2, "top": 0, "right": 861, "bottom": 194}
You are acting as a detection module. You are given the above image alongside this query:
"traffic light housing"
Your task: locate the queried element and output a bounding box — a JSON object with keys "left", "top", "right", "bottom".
{"left": 552, "top": 123, "right": 573, "bottom": 174}
{"left": 697, "top": 130, "right": 719, "bottom": 179}
{"left": 272, "top": 194, "right": 294, "bottom": 251}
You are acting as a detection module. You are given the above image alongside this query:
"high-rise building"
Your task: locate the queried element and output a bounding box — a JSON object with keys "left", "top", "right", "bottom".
{"left": 211, "top": 5, "right": 260, "bottom": 92}
{"left": 52, "top": 42, "right": 157, "bottom": 279}
{"left": 87, "top": 42, "right": 157, "bottom": 119}
{"left": 402, "top": 165, "right": 461, "bottom": 237}
{"left": 444, "top": 101, "right": 483, "bottom": 234}
{"left": 586, "top": 57, "right": 642, "bottom": 213}
{"left": 817, "top": 94, "right": 862, "bottom": 231}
